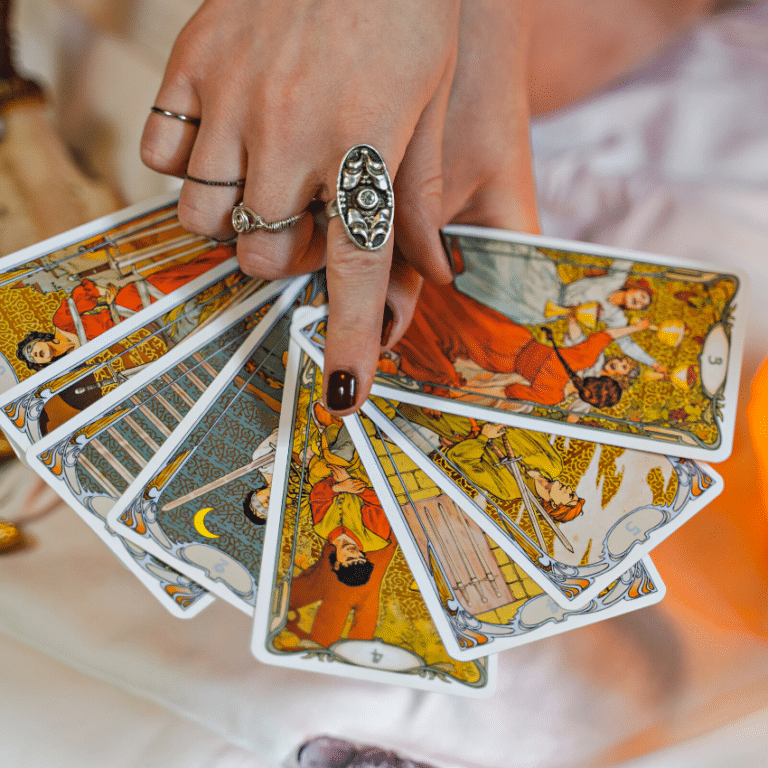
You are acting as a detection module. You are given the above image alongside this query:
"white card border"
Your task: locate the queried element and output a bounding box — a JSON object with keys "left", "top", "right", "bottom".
{"left": 104, "top": 279, "right": 308, "bottom": 615}
{"left": 346, "top": 410, "right": 667, "bottom": 660}
{"left": 25, "top": 278, "right": 303, "bottom": 618}
{"left": 251, "top": 339, "right": 497, "bottom": 697}
{"left": 0, "top": 253, "right": 240, "bottom": 451}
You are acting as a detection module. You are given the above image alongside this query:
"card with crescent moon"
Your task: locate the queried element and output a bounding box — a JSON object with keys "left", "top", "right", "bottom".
{"left": 290, "top": 307, "right": 723, "bottom": 608}
{"left": 104, "top": 274, "right": 323, "bottom": 614}
{"left": 26, "top": 274, "right": 317, "bottom": 618}
{"left": 294, "top": 223, "right": 747, "bottom": 462}
{"left": 251, "top": 340, "right": 495, "bottom": 695}
{"left": 345, "top": 409, "right": 666, "bottom": 660}
{"left": 0, "top": 192, "right": 238, "bottom": 456}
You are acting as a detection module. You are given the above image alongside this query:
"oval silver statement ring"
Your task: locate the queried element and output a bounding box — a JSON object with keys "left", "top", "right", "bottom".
{"left": 150, "top": 106, "right": 201, "bottom": 127}
{"left": 231, "top": 203, "right": 307, "bottom": 234}
{"left": 326, "top": 144, "right": 393, "bottom": 251}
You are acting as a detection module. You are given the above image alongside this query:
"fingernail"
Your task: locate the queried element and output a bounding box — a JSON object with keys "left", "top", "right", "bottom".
{"left": 381, "top": 302, "right": 395, "bottom": 347}
{"left": 327, "top": 370, "right": 357, "bottom": 411}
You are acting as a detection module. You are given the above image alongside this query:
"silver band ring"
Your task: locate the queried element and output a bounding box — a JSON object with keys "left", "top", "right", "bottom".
{"left": 327, "top": 144, "right": 393, "bottom": 251}
{"left": 231, "top": 203, "right": 307, "bottom": 234}
{"left": 150, "top": 106, "right": 201, "bottom": 127}
{"left": 184, "top": 173, "right": 245, "bottom": 187}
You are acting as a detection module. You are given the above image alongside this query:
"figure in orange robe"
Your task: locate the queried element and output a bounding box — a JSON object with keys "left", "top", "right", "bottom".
{"left": 52, "top": 247, "right": 231, "bottom": 341}
{"left": 394, "top": 281, "right": 617, "bottom": 406}
{"left": 285, "top": 539, "right": 397, "bottom": 648}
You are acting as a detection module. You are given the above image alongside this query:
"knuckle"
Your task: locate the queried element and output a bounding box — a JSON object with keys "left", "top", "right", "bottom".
{"left": 140, "top": 135, "right": 178, "bottom": 174}
{"left": 236, "top": 242, "right": 291, "bottom": 281}
{"left": 177, "top": 198, "right": 229, "bottom": 239}
{"left": 329, "top": 240, "right": 384, "bottom": 277}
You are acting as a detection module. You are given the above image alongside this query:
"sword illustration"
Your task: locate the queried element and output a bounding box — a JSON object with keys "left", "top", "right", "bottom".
{"left": 491, "top": 435, "right": 575, "bottom": 554}
{"left": 421, "top": 508, "right": 470, "bottom": 604}
{"left": 437, "top": 501, "right": 486, "bottom": 603}
{"left": 454, "top": 506, "right": 502, "bottom": 598}
{"left": 161, "top": 450, "right": 275, "bottom": 512}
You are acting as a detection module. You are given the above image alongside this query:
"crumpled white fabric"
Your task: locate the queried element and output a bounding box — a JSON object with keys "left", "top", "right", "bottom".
{"left": 2, "top": 4, "right": 768, "bottom": 768}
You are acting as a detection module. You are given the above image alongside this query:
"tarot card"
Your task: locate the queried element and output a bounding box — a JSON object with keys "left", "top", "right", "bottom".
{"left": 26, "top": 276, "right": 314, "bottom": 617}
{"left": 291, "top": 307, "right": 722, "bottom": 607}
{"left": 251, "top": 340, "right": 495, "bottom": 695}
{"left": 0, "top": 257, "right": 253, "bottom": 452}
{"left": 317, "top": 227, "right": 746, "bottom": 462}
{"left": 0, "top": 192, "right": 235, "bottom": 452}
{"left": 105, "top": 275, "right": 324, "bottom": 614}
{"left": 347, "top": 410, "right": 665, "bottom": 660}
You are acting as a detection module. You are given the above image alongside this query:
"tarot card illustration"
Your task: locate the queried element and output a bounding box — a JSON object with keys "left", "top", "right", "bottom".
{"left": 369, "top": 227, "right": 745, "bottom": 462}
{"left": 363, "top": 396, "right": 720, "bottom": 607}
{"left": 252, "top": 342, "right": 494, "bottom": 695}
{"left": 0, "top": 259, "right": 256, "bottom": 451}
{"left": 0, "top": 192, "right": 233, "bottom": 400}
{"left": 27, "top": 277, "right": 314, "bottom": 616}
{"left": 290, "top": 309, "right": 721, "bottom": 606}
{"left": 105, "top": 277, "right": 323, "bottom": 613}
{"left": 347, "top": 410, "right": 665, "bottom": 659}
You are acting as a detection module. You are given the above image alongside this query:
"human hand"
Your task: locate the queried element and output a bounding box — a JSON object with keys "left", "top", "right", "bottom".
{"left": 632, "top": 317, "right": 651, "bottom": 333}
{"left": 332, "top": 475, "right": 368, "bottom": 495}
{"left": 142, "top": 0, "right": 538, "bottom": 415}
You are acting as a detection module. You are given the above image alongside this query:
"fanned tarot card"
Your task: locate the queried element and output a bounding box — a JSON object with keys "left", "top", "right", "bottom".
{"left": 28, "top": 275, "right": 316, "bottom": 617}
{"left": 361, "top": 397, "right": 721, "bottom": 608}
{"left": 313, "top": 228, "right": 746, "bottom": 462}
{"left": 291, "top": 306, "right": 722, "bottom": 607}
{"left": 105, "top": 275, "right": 324, "bottom": 614}
{"left": 0, "top": 257, "right": 253, "bottom": 452}
{"left": 347, "top": 410, "right": 665, "bottom": 660}
{"left": 0, "top": 192, "right": 235, "bottom": 455}
{"left": 251, "top": 340, "right": 495, "bottom": 696}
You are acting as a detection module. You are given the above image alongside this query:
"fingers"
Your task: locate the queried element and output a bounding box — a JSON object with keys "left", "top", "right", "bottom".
{"left": 176, "top": 118, "right": 247, "bottom": 240}
{"left": 442, "top": 0, "right": 540, "bottom": 235}
{"left": 323, "top": 214, "right": 394, "bottom": 415}
{"left": 381, "top": 249, "right": 423, "bottom": 350}
{"left": 233, "top": 152, "right": 328, "bottom": 278}
{"left": 141, "top": 69, "right": 202, "bottom": 178}
{"left": 393, "top": 60, "right": 456, "bottom": 285}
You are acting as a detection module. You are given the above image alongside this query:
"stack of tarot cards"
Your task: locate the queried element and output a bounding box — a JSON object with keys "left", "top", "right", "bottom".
{"left": 0, "top": 193, "right": 746, "bottom": 698}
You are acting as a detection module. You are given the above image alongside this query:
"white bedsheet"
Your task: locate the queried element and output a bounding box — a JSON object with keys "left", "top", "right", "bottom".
{"left": 2, "top": 4, "right": 768, "bottom": 768}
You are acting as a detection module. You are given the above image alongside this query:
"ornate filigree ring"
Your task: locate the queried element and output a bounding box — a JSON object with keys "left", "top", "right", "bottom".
{"left": 231, "top": 203, "right": 307, "bottom": 234}
{"left": 325, "top": 144, "right": 393, "bottom": 251}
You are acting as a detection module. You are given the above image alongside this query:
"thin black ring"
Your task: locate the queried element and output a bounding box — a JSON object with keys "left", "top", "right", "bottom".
{"left": 184, "top": 173, "right": 246, "bottom": 187}
{"left": 150, "top": 106, "right": 201, "bottom": 127}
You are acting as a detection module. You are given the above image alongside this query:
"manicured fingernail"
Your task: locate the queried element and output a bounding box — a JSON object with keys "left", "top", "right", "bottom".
{"left": 381, "top": 302, "right": 395, "bottom": 347}
{"left": 327, "top": 370, "right": 357, "bottom": 411}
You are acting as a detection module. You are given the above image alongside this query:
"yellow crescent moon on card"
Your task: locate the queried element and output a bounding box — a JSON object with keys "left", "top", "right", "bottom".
{"left": 193, "top": 507, "right": 219, "bottom": 539}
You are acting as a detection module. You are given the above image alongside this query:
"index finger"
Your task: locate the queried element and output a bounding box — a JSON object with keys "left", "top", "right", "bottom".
{"left": 323, "top": 144, "right": 396, "bottom": 415}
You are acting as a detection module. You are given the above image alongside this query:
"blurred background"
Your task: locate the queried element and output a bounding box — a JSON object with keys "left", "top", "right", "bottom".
{"left": 1, "top": 2, "right": 767, "bottom": 767}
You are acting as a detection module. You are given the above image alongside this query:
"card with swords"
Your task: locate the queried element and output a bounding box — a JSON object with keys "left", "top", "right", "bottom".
{"left": 104, "top": 274, "right": 321, "bottom": 614}
{"left": 251, "top": 338, "right": 496, "bottom": 694}
{"left": 345, "top": 407, "right": 665, "bottom": 660}
{"left": 0, "top": 192, "right": 236, "bottom": 457}
{"left": 24, "top": 274, "right": 314, "bottom": 617}
{"left": 291, "top": 305, "right": 723, "bottom": 610}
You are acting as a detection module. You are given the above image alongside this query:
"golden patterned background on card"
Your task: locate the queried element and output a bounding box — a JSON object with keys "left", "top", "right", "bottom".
{"left": 382, "top": 232, "right": 742, "bottom": 454}
{"left": 0, "top": 202, "right": 234, "bottom": 388}
{"left": 264, "top": 353, "right": 488, "bottom": 690}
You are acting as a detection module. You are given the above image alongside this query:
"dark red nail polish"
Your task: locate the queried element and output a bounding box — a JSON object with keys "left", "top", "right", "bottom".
{"left": 381, "top": 302, "right": 395, "bottom": 347}
{"left": 327, "top": 370, "right": 357, "bottom": 411}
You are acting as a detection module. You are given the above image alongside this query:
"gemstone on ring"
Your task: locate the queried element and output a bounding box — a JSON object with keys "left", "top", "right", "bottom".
{"left": 334, "top": 145, "right": 393, "bottom": 250}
